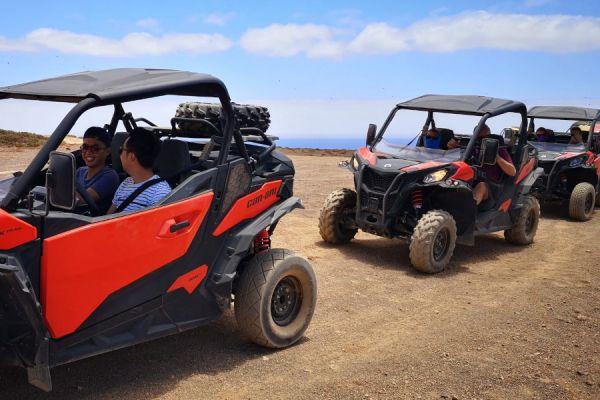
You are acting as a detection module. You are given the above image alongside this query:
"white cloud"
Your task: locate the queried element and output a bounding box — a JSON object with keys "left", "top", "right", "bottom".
{"left": 0, "top": 28, "right": 232, "bottom": 57}
{"left": 203, "top": 12, "right": 235, "bottom": 26}
{"left": 240, "top": 23, "right": 345, "bottom": 58}
{"left": 347, "top": 23, "right": 408, "bottom": 54}
{"left": 135, "top": 18, "right": 159, "bottom": 30}
{"left": 403, "top": 11, "right": 600, "bottom": 53}
{"left": 241, "top": 12, "right": 600, "bottom": 58}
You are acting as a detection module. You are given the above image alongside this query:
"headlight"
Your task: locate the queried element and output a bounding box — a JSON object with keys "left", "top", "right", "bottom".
{"left": 423, "top": 169, "right": 448, "bottom": 184}
{"left": 352, "top": 156, "right": 360, "bottom": 170}
{"left": 569, "top": 157, "right": 584, "bottom": 167}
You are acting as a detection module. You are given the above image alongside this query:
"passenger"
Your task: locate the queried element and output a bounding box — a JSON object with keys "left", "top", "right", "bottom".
{"left": 569, "top": 127, "right": 584, "bottom": 145}
{"left": 76, "top": 127, "right": 119, "bottom": 214}
{"left": 472, "top": 124, "right": 516, "bottom": 206}
{"left": 423, "top": 127, "right": 459, "bottom": 150}
{"left": 535, "top": 127, "right": 552, "bottom": 142}
{"left": 108, "top": 128, "right": 171, "bottom": 214}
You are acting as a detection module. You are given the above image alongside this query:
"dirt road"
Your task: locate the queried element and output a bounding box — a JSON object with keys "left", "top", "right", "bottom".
{"left": 0, "top": 151, "right": 599, "bottom": 399}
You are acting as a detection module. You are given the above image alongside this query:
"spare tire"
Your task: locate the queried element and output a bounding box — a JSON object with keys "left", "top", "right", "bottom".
{"left": 174, "top": 102, "right": 270, "bottom": 134}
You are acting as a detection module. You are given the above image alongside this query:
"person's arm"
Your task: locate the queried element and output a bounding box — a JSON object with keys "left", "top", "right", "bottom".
{"left": 447, "top": 138, "right": 459, "bottom": 149}
{"left": 496, "top": 149, "right": 516, "bottom": 177}
{"left": 86, "top": 187, "right": 101, "bottom": 203}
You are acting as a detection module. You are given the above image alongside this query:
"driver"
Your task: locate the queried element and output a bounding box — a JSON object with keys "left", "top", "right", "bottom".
{"left": 76, "top": 127, "right": 120, "bottom": 214}
{"left": 569, "top": 127, "right": 584, "bottom": 145}
{"left": 472, "top": 124, "right": 516, "bottom": 206}
{"left": 108, "top": 128, "right": 171, "bottom": 214}
{"left": 535, "top": 127, "right": 552, "bottom": 142}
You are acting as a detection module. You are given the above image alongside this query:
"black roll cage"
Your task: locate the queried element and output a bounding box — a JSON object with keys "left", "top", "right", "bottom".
{"left": 370, "top": 102, "right": 529, "bottom": 162}
{"left": 0, "top": 88, "right": 235, "bottom": 212}
{"left": 526, "top": 110, "right": 600, "bottom": 151}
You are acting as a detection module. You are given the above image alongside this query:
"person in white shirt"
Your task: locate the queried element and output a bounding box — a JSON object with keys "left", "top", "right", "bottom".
{"left": 108, "top": 128, "right": 171, "bottom": 214}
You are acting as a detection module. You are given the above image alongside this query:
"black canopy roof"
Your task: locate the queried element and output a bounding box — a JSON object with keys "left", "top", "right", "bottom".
{"left": 0, "top": 68, "right": 228, "bottom": 104}
{"left": 398, "top": 94, "right": 525, "bottom": 116}
{"left": 528, "top": 106, "right": 600, "bottom": 121}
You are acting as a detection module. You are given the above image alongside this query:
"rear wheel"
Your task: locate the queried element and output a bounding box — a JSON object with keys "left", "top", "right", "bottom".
{"left": 319, "top": 188, "right": 358, "bottom": 244}
{"left": 234, "top": 249, "right": 317, "bottom": 348}
{"left": 568, "top": 182, "right": 595, "bottom": 221}
{"left": 409, "top": 210, "right": 457, "bottom": 274}
{"left": 504, "top": 195, "right": 540, "bottom": 245}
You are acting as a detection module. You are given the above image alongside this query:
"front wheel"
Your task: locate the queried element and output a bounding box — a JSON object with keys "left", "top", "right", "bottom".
{"left": 234, "top": 249, "right": 317, "bottom": 348}
{"left": 504, "top": 195, "right": 540, "bottom": 245}
{"left": 319, "top": 188, "right": 358, "bottom": 244}
{"left": 409, "top": 210, "right": 457, "bottom": 274}
{"left": 568, "top": 182, "right": 595, "bottom": 221}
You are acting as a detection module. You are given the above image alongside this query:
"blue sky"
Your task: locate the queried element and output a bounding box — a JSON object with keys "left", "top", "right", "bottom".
{"left": 1, "top": 0, "right": 599, "bottom": 144}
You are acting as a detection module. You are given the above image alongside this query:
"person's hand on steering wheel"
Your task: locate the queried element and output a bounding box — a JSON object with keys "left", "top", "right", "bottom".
{"left": 76, "top": 182, "right": 101, "bottom": 216}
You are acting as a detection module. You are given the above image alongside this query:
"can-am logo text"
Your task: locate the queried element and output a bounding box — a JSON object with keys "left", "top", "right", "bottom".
{"left": 247, "top": 188, "right": 277, "bottom": 208}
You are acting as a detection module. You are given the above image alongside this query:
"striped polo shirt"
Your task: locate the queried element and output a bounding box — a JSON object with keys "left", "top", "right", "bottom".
{"left": 111, "top": 175, "right": 171, "bottom": 212}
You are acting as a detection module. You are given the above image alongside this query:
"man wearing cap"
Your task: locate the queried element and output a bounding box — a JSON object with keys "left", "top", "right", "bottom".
{"left": 76, "top": 126, "right": 120, "bottom": 214}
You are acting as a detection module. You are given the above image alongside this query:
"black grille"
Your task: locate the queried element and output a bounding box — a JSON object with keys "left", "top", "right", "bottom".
{"left": 362, "top": 168, "right": 397, "bottom": 192}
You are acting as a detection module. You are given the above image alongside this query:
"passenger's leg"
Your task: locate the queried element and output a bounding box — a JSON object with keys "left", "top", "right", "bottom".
{"left": 473, "top": 182, "right": 489, "bottom": 205}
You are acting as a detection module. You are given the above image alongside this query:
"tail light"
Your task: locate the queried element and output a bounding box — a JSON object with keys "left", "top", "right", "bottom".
{"left": 254, "top": 229, "right": 271, "bottom": 253}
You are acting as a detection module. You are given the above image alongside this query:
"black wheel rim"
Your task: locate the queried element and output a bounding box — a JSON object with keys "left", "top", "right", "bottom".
{"left": 271, "top": 276, "right": 302, "bottom": 326}
{"left": 525, "top": 210, "right": 535, "bottom": 234}
{"left": 432, "top": 228, "right": 450, "bottom": 262}
{"left": 585, "top": 193, "right": 593, "bottom": 213}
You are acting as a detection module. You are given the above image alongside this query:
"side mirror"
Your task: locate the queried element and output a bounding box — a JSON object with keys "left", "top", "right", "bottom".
{"left": 366, "top": 124, "right": 377, "bottom": 147}
{"left": 46, "top": 151, "right": 76, "bottom": 210}
{"left": 479, "top": 138, "right": 499, "bottom": 166}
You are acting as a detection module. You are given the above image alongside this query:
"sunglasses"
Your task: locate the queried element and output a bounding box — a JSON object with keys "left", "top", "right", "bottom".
{"left": 80, "top": 144, "right": 106, "bottom": 153}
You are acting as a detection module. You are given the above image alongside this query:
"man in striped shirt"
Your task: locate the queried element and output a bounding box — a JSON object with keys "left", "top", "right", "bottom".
{"left": 108, "top": 129, "right": 171, "bottom": 214}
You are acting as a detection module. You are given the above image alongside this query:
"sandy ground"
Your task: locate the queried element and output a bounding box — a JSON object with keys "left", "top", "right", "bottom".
{"left": 0, "top": 149, "right": 599, "bottom": 399}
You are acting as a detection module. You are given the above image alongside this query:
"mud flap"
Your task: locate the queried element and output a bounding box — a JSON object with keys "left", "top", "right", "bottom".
{"left": 27, "top": 338, "right": 51, "bottom": 392}
{"left": 0, "top": 255, "right": 52, "bottom": 391}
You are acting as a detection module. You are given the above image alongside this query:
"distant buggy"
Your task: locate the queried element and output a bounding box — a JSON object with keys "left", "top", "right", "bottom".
{"left": 519, "top": 106, "right": 600, "bottom": 220}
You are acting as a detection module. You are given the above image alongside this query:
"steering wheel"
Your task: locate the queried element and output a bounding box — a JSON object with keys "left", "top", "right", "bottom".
{"left": 76, "top": 183, "right": 101, "bottom": 216}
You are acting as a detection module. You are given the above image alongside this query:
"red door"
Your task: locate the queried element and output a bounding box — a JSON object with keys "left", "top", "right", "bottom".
{"left": 41, "top": 192, "right": 214, "bottom": 339}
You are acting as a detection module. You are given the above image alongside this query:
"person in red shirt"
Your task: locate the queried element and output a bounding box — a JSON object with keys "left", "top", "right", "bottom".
{"left": 472, "top": 124, "right": 516, "bottom": 206}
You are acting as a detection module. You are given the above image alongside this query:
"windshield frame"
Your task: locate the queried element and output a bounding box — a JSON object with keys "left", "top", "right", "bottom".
{"left": 371, "top": 104, "right": 528, "bottom": 163}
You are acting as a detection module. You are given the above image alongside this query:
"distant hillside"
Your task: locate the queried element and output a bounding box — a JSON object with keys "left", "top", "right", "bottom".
{"left": 0, "top": 129, "right": 47, "bottom": 147}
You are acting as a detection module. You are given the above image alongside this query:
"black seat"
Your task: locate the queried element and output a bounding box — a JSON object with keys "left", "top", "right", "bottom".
{"left": 154, "top": 139, "right": 191, "bottom": 186}
{"left": 110, "top": 132, "right": 129, "bottom": 176}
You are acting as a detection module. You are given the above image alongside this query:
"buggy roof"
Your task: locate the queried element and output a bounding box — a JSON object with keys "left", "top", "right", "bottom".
{"left": 528, "top": 106, "right": 600, "bottom": 121}
{"left": 397, "top": 94, "right": 525, "bottom": 116}
{"left": 0, "top": 68, "right": 227, "bottom": 104}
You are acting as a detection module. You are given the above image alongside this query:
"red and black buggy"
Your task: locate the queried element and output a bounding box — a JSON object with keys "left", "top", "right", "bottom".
{"left": 0, "top": 69, "right": 317, "bottom": 390}
{"left": 319, "top": 95, "right": 543, "bottom": 273}
{"left": 517, "top": 106, "right": 600, "bottom": 220}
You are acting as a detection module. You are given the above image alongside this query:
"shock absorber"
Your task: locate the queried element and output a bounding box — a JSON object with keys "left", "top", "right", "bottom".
{"left": 254, "top": 229, "right": 271, "bottom": 253}
{"left": 412, "top": 189, "right": 424, "bottom": 209}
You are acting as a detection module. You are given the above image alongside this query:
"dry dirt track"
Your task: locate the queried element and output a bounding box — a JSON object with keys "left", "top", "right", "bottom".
{"left": 0, "top": 150, "right": 599, "bottom": 400}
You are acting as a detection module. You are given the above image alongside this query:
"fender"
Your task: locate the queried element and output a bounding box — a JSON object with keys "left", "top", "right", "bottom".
{"left": 210, "top": 196, "right": 304, "bottom": 285}
{"left": 517, "top": 167, "right": 544, "bottom": 195}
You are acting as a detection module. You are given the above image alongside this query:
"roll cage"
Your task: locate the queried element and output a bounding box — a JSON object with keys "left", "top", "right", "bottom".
{"left": 0, "top": 68, "right": 241, "bottom": 212}
{"left": 371, "top": 94, "right": 529, "bottom": 162}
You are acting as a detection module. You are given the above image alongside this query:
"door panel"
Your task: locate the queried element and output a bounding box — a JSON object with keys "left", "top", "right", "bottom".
{"left": 41, "top": 192, "right": 214, "bottom": 339}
